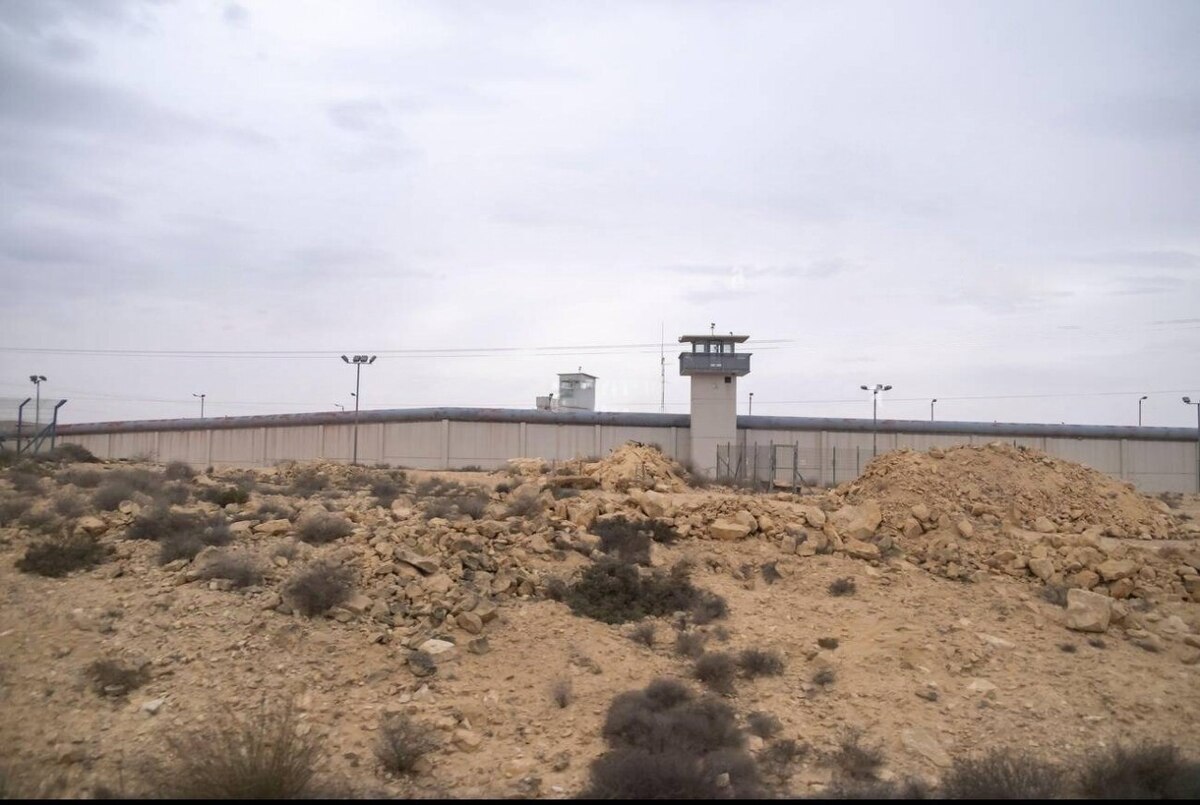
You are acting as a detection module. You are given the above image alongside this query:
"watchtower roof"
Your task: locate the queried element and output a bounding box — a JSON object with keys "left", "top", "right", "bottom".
{"left": 678, "top": 334, "right": 749, "bottom": 344}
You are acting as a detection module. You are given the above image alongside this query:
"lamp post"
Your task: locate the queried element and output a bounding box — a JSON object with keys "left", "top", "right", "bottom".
{"left": 341, "top": 354, "right": 377, "bottom": 465}
{"left": 1184, "top": 397, "right": 1200, "bottom": 493}
{"left": 930, "top": 398, "right": 937, "bottom": 422}
{"left": 1138, "top": 395, "right": 1148, "bottom": 427}
{"left": 334, "top": 403, "right": 345, "bottom": 412}
{"left": 748, "top": 392, "right": 754, "bottom": 416}
{"left": 29, "top": 375, "right": 46, "bottom": 433}
{"left": 192, "top": 392, "right": 206, "bottom": 418}
{"left": 860, "top": 383, "right": 893, "bottom": 457}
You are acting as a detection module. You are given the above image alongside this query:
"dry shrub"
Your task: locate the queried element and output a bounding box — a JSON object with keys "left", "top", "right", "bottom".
{"left": 828, "top": 577, "right": 857, "bottom": 596}
{"left": 155, "top": 482, "right": 191, "bottom": 506}
{"left": 142, "top": 697, "right": 325, "bottom": 799}
{"left": 57, "top": 467, "right": 103, "bottom": 488}
{"left": 296, "top": 510, "right": 353, "bottom": 545}
{"left": 376, "top": 714, "right": 437, "bottom": 775}
{"left": 17, "top": 507, "right": 59, "bottom": 533}
{"left": 48, "top": 443, "right": 99, "bottom": 463}
{"left": 196, "top": 551, "right": 263, "bottom": 588}
{"left": 17, "top": 531, "right": 110, "bottom": 577}
{"left": 200, "top": 483, "right": 251, "bottom": 507}
{"left": 503, "top": 492, "right": 542, "bottom": 519}
{"left": 939, "top": 748, "right": 1064, "bottom": 799}
{"left": 675, "top": 630, "right": 709, "bottom": 659}
{"left": 163, "top": 461, "right": 196, "bottom": 481}
{"left": 1076, "top": 742, "right": 1200, "bottom": 800}
{"left": 813, "top": 668, "right": 837, "bottom": 687}
{"left": 835, "top": 730, "right": 886, "bottom": 781}
{"left": 629, "top": 622, "right": 656, "bottom": 647}
{"left": 693, "top": 652, "right": 738, "bottom": 695}
{"left": 0, "top": 495, "right": 31, "bottom": 526}
{"left": 738, "top": 648, "right": 786, "bottom": 678}
{"left": 818, "top": 636, "right": 840, "bottom": 650}
{"left": 552, "top": 678, "right": 573, "bottom": 708}
{"left": 590, "top": 516, "right": 678, "bottom": 566}
{"left": 419, "top": 480, "right": 490, "bottom": 521}
{"left": 746, "top": 712, "right": 782, "bottom": 739}
{"left": 283, "top": 561, "right": 354, "bottom": 616}
{"left": 289, "top": 467, "right": 328, "bottom": 497}
{"left": 52, "top": 492, "right": 89, "bottom": 519}
{"left": 1041, "top": 583, "right": 1069, "bottom": 607}
{"left": 254, "top": 498, "right": 295, "bottom": 521}
{"left": 369, "top": 477, "right": 403, "bottom": 508}
{"left": 85, "top": 659, "right": 150, "bottom": 698}
{"left": 93, "top": 479, "right": 137, "bottom": 511}
{"left": 565, "top": 560, "right": 727, "bottom": 625}
{"left": 7, "top": 468, "right": 44, "bottom": 494}
{"left": 126, "top": 507, "right": 232, "bottom": 564}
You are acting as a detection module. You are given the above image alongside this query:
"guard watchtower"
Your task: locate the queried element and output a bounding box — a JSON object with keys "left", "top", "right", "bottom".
{"left": 679, "top": 332, "right": 751, "bottom": 476}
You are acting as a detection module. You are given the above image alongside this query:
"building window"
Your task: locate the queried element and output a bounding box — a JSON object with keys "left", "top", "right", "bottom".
{"left": 724, "top": 376, "right": 732, "bottom": 383}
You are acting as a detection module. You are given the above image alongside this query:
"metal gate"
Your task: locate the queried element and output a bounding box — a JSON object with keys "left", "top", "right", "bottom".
{"left": 716, "top": 441, "right": 806, "bottom": 492}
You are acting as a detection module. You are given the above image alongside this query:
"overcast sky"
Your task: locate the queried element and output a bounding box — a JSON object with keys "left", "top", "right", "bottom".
{"left": 1, "top": 0, "right": 1197, "bottom": 428}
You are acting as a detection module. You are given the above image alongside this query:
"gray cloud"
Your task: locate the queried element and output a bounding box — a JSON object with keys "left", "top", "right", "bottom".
{"left": 223, "top": 3, "right": 248, "bottom": 27}
{"left": 1078, "top": 250, "right": 1200, "bottom": 270}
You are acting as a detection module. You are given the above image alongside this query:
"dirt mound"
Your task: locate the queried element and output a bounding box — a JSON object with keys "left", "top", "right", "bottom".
{"left": 840, "top": 442, "right": 1182, "bottom": 540}
{"left": 583, "top": 442, "right": 689, "bottom": 493}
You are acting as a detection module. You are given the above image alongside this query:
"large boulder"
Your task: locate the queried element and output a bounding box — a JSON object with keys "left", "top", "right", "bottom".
{"left": 710, "top": 519, "right": 752, "bottom": 541}
{"left": 843, "top": 538, "right": 881, "bottom": 561}
{"left": 830, "top": 502, "right": 881, "bottom": 540}
{"left": 1064, "top": 588, "right": 1112, "bottom": 633}
{"left": 1096, "top": 558, "right": 1137, "bottom": 582}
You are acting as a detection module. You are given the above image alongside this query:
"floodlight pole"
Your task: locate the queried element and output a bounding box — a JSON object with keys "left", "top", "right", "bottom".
{"left": 30, "top": 375, "right": 46, "bottom": 432}
{"left": 748, "top": 392, "right": 754, "bottom": 416}
{"left": 193, "top": 392, "right": 206, "bottom": 419}
{"left": 931, "top": 398, "right": 937, "bottom": 422}
{"left": 1138, "top": 395, "right": 1147, "bottom": 427}
{"left": 342, "top": 354, "right": 377, "bottom": 465}
{"left": 861, "top": 383, "right": 893, "bottom": 457}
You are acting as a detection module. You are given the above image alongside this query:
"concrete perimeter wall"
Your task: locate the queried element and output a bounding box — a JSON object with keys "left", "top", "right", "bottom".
{"left": 52, "top": 408, "right": 1199, "bottom": 493}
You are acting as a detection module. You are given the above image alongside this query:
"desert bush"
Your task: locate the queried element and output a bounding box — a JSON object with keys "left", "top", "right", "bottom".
{"left": 675, "top": 630, "right": 709, "bottom": 658}
{"left": 296, "top": 511, "right": 353, "bottom": 545}
{"left": 818, "top": 636, "right": 840, "bottom": 650}
{"left": 156, "top": 482, "right": 191, "bottom": 506}
{"left": 761, "top": 738, "right": 808, "bottom": 773}
{"left": 126, "top": 507, "right": 232, "bottom": 564}
{"left": 254, "top": 498, "right": 295, "bottom": 521}
{"left": 369, "top": 477, "right": 403, "bottom": 508}
{"left": 939, "top": 748, "right": 1064, "bottom": 799}
{"left": 93, "top": 479, "right": 137, "bottom": 511}
{"left": 828, "top": 577, "right": 857, "bottom": 596}
{"left": 289, "top": 467, "right": 328, "bottom": 497}
{"left": 196, "top": 551, "right": 263, "bottom": 588}
{"left": 108, "top": 467, "right": 162, "bottom": 493}
{"left": 690, "top": 590, "right": 730, "bottom": 625}
{"left": 53, "top": 493, "right": 89, "bottom": 519}
{"left": 163, "top": 461, "right": 196, "bottom": 481}
{"left": 1076, "top": 742, "right": 1200, "bottom": 799}
{"left": 630, "top": 623, "right": 656, "bottom": 648}
{"left": 827, "top": 777, "right": 933, "bottom": 799}
{"left": 0, "top": 496, "right": 31, "bottom": 526}
{"left": 835, "top": 730, "right": 886, "bottom": 780}
{"left": 1041, "top": 583, "right": 1069, "bottom": 607}
{"left": 544, "top": 576, "right": 568, "bottom": 602}
{"left": 17, "top": 531, "right": 110, "bottom": 577}
{"left": 200, "top": 484, "right": 251, "bottom": 507}
{"left": 143, "top": 697, "right": 325, "bottom": 799}
{"left": 590, "top": 516, "right": 678, "bottom": 566}
{"left": 415, "top": 476, "right": 460, "bottom": 497}
{"left": 552, "top": 678, "right": 573, "bottom": 708}
{"left": 1088, "top": 637, "right": 1107, "bottom": 649}
{"left": 565, "top": 560, "right": 727, "bottom": 625}
{"left": 746, "top": 712, "right": 782, "bottom": 739}
{"left": 1059, "top": 642, "right": 1078, "bottom": 653}
{"left": 586, "top": 679, "right": 760, "bottom": 799}
{"left": 550, "top": 486, "right": 580, "bottom": 500}
{"left": 694, "top": 652, "right": 738, "bottom": 695}
{"left": 283, "top": 561, "right": 354, "bottom": 616}
{"left": 420, "top": 481, "right": 490, "bottom": 521}
{"left": 494, "top": 481, "right": 514, "bottom": 495}
{"left": 375, "top": 714, "right": 437, "bottom": 776}
{"left": 504, "top": 492, "right": 543, "bottom": 519}
{"left": 812, "top": 668, "right": 837, "bottom": 687}
{"left": 56, "top": 467, "right": 103, "bottom": 489}
{"left": 17, "top": 507, "right": 59, "bottom": 534}
{"left": 738, "top": 648, "right": 786, "bottom": 678}
{"left": 85, "top": 659, "right": 150, "bottom": 697}
{"left": 7, "top": 468, "right": 43, "bottom": 494}
{"left": 48, "top": 443, "right": 99, "bottom": 463}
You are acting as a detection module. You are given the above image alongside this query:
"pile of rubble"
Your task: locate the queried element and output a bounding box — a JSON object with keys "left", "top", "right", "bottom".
{"left": 841, "top": 442, "right": 1183, "bottom": 540}
{"left": 580, "top": 442, "right": 690, "bottom": 493}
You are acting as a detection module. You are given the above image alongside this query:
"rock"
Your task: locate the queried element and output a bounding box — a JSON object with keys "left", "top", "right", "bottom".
{"left": 732, "top": 510, "right": 758, "bottom": 532}
{"left": 843, "top": 538, "right": 880, "bottom": 561}
{"left": 141, "top": 698, "right": 165, "bottom": 716}
{"left": 454, "top": 729, "right": 482, "bottom": 752}
{"left": 396, "top": 551, "right": 439, "bottom": 575}
{"left": 76, "top": 515, "right": 107, "bottom": 536}
{"left": 640, "top": 490, "right": 668, "bottom": 519}
{"left": 419, "top": 638, "right": 457, "bottom": 656}
{"left": 1097, "top": 559, "right": 1137, "bottom": 582}
{"left": 230, "top": 520, "right": 255, "bottom": 537}
{"left": 1064, "top": 588, "right": 1112, "bottom": 633}
{"left": 955, "top": 519, "right": 975, "bottom": 539}
{"left": 1033, "top": 516, "right": 1056, "bottom": 534}
{"left": 801, "top": 507, "right": 827, "bottom": 528}
{"left": 467, "top": 636, "right": 490, "bottom": 654}
{"left": 457, "top": 611, "right": 484, "bottom": 634}
{"left": 902, "top": 518, "right": 923, "bottom": 539}
{"left": 966, "top": 678, "right": 997, "bottom": 694}
{"left": 710, "top": 519, "right": 752, "bottom": 541}
{"left": 390, "top": 500, "right": 415, "bottom": 518}
{"left": 910, "top": 503, "right": 930, "bottom": 522}
{"left": 780, "top": 535, "right": 797, "bottom": 554}
{"left": 1069, "top": 569, "right": 1100, "bottom": 590}
{"left": 901, "top": 727, "right": 952, "bottom": 768}
{"left": 831, "top": 502, "right": 882, "bottom": 540}
{"left": 978, "top": 633, "right": 1015, "bottom": 650}
{"left": 343, "top": 593, "right": 372, "bottom": 615}
{"left": 253, "top": 519, "right": 292, "bottom": 536}
{"left": 1132, "top": 634, "right": 1165, "bottom": 653}
{"left": 1028, "top": 558, "right": 1055, "bottom": 582}
{"left": 1108, "top": 578, "right": 1134, "bottom": 600}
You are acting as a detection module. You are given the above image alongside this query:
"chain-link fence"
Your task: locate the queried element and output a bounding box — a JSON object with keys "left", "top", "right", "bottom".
{"left": 0, "top": 396, "right": 67, "bottom": 455}
{"left": 716, "top": 443, "right": 908, "bottom": 489}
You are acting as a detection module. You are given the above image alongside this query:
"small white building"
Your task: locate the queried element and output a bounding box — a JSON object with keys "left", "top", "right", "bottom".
{"left": 536, "top": 372, "right": 597, "bottom": 412}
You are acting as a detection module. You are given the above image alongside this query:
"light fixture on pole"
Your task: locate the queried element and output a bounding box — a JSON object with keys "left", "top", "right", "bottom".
{"left": 1184, "top": 397, "right": 1199, "bottom": 493}
{"left": 334, "top": 403, "right": 345, "bottom": 412}
{"left": 192, "top": 392, "right": 206, "bottom": 418}
{"left": 1138, "top": 395, "right": 1148, "bottom": 427}
{"left": 29, "top": 375, "right": 46, "bottom": 432}
{"left": 930, "top": 398, "right": 937, "bottom": 422}
{"left": 860, "top": 383, "right": 893, "bottom": 457}
{"left": 748, "top": 392, "right": 754, "bottom": 416}
{"left": 341, "top": 354, "right": 377, "bottom": 465}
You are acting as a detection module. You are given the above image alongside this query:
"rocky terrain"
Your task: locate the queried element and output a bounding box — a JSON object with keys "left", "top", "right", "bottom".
{"left": 0, "top": 441, "right": 1198, "bottom": 798}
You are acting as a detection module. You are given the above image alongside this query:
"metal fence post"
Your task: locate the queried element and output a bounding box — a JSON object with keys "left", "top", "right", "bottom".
{"left": 832, "top": 446, "right": 837, "bottom": 486}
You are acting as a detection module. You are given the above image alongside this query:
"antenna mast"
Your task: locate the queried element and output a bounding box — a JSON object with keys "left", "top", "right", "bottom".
{"left": 659, "top": 322, "right": 666, "bottom": 413}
